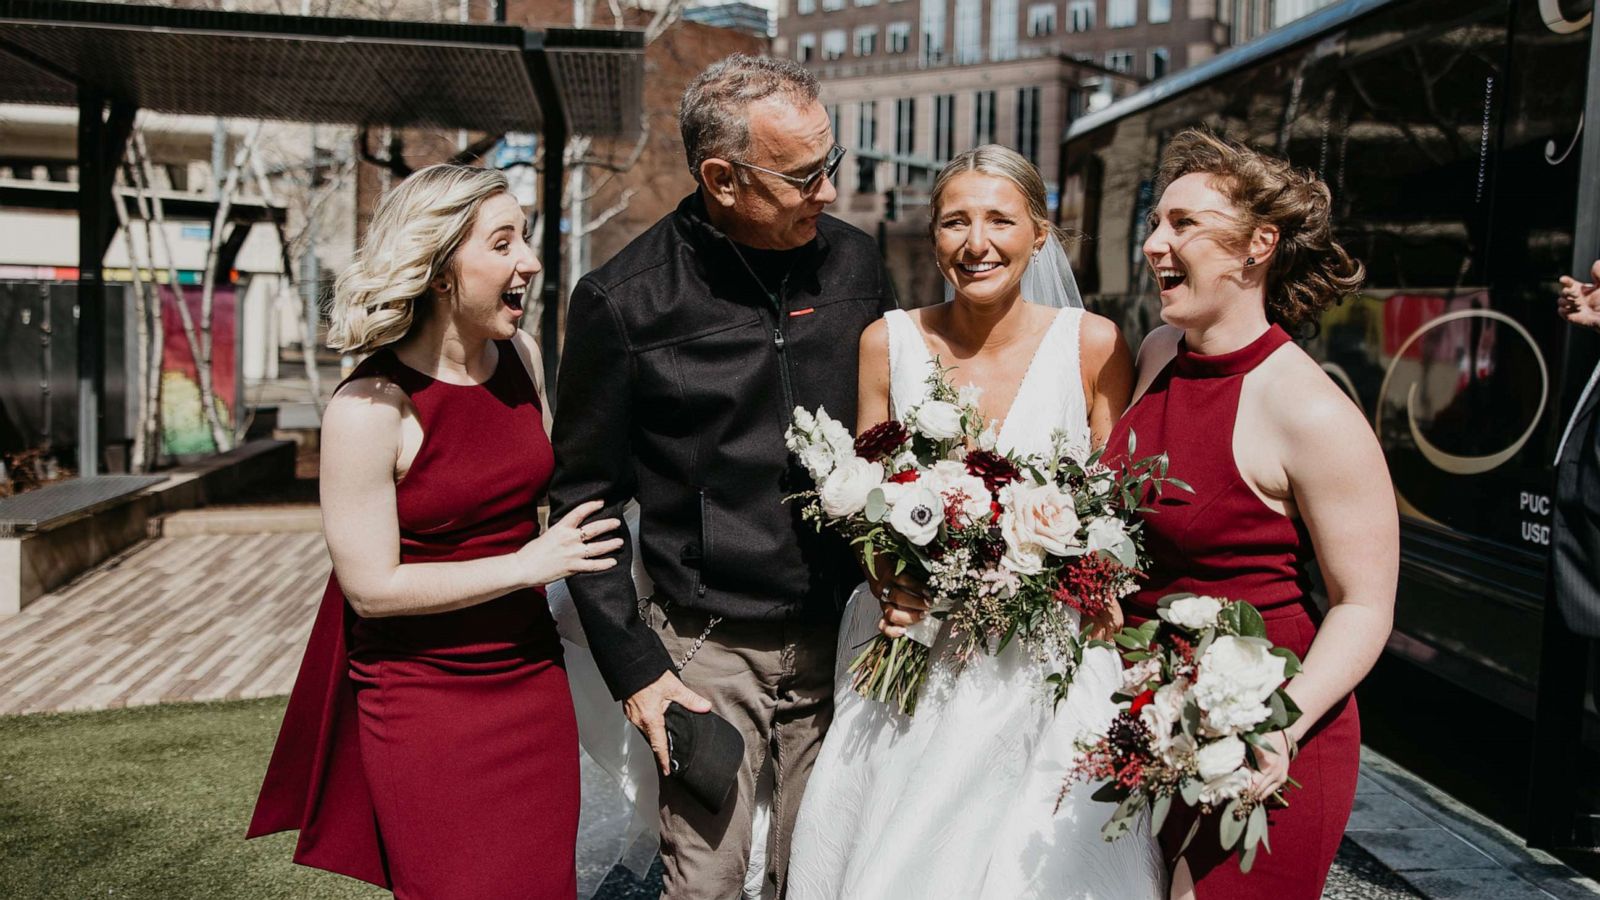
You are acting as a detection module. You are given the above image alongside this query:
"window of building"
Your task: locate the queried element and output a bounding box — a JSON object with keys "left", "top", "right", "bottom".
{"left": 855, "top": 26, "right": 878, "bottom": 55}
{"left": 1105, "top": 49, "right": 1134, "bottom": 71}
{"left": 990, "top": 0, "right": 1018, "bottom": 60}
{"left": 827, "top": 103, "right": 841, "bottom": 140}
{"left": 1015, "top": 86, "right": 1040, "bottom": 163}
{"left": 1148, "top": 0, "right": 1171, "bottom": 23}
{"left": 796, "top": 33, "right": 817, "bottom": 62}
{"left": 933, "top": 94, "right": 955, "bottom": 162}
{"left": 854, "top": 101, "right": 877, "bottom": 196}
{"left": 822, "top": 0, "right": 845, "bottom": 11}
{"left": 797, "top": 0, "right": 815, "bottom": 14}
{"left": 1067, "top": 0, "right": 1094, "bottom": 31}
{"left": 822, "top": 29, "right": 847, "bottom": 59}
{"left": 954, "top": 0, "right": 983, "bottom": 64}
{"left": 856, "top": 0, "right": 878, "bottom": 6}
{"left": 1027, "top": 3, "right": 1056, "bottom": 36}
{"left": 920, "top": 0, "right": 946, "bottom": 63}
{"left": 1107, "top": 0, "right": 1135, "bottom": 27}
{"left": 888, "top": 21, "right": 912, "bottom": 53}
{"left": 858, "top": 100, "right": 879, "bottom": 149}
{"left": 895, "top": 97, "right": 916, "bottom": 183}
{"left": 973, "top": 89, "right": 996, "bottom": 144}
{"left": 1149, "top": 46, "right": 1170, "bottom": 78}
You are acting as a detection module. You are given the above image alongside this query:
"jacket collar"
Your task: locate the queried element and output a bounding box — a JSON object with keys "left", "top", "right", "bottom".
{"left": 672, "top": 191, "right": 830, "bottom": 300}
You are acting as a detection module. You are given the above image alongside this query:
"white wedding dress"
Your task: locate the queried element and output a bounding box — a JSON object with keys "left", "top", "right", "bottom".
{"left": 786, "top": 307, "right": 1165, "bottom": 900}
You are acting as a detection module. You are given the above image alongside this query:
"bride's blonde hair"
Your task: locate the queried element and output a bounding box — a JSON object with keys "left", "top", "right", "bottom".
{"left": 327, "top": 164, "right": 512, "bottom": 354}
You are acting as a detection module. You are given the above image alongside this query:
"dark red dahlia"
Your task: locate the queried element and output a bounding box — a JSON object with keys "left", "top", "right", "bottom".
{"left": 854, "top": 420, "right": 910, "bottom": 462}
{"left": 965, "top": 449, "right": 1021, "bottom": 494}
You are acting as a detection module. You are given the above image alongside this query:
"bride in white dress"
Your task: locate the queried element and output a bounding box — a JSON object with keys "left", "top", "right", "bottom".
{"left": 785, "top": 145, "right": 1165, "bottom": 900}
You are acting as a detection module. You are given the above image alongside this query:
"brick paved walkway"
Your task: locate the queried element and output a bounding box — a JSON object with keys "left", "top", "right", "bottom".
{"left": 0, "top": 531, "right": 328, "bottom": 715}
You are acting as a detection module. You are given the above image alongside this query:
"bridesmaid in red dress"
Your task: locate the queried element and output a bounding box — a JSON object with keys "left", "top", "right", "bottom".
{"left": 1107, "top": 130, "right": 1398, "bottom": 900}
{"left": 247, "top": 164, "right": 621, "bottom": 899}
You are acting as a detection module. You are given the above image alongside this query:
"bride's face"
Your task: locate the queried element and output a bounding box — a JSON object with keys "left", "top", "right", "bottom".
{"left": 933, "top": 173, "right": 1045, "bottom": 309}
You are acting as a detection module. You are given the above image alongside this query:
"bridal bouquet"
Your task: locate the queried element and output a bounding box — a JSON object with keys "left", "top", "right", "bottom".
{"left": 784, "top": 364, "right": 1183, "bottom": 716}
{"left": 1065, "top": 593, "right": 1304, "bottom": 872}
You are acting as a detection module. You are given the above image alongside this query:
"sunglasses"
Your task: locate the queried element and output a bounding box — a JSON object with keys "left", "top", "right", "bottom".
{"left": 728, "top": 144, "right": 847, "bottom": 196}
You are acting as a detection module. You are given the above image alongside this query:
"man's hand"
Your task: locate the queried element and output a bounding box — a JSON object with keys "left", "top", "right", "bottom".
{"left": 624, "top": 670, "right": 713, "bottom": 776}
{"left": 1558, "top": 259, "right": 1600, "bottom": 331}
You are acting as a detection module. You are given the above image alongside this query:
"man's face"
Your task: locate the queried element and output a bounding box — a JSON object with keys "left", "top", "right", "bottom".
{"left": 720, "top": 97, "right": 838, "bottom": 250}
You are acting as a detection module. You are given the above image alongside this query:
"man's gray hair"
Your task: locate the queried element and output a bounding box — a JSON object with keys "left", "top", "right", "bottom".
{"left": 679, "top": 53, "right": 821, "bottom": 180}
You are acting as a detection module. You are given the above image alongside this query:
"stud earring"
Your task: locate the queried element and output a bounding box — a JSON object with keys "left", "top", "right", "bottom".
{"left": 1245, "top": 256, "right": 1256, "bottom": 267}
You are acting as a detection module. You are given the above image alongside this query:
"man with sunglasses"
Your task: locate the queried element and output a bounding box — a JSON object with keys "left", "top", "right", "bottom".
{"left": 550, "top": 54, "right": 898, "bottom": 899}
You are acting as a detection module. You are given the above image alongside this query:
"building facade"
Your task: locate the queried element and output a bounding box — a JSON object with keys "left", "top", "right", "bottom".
{"left": 777, "top": 0, "right": 1227, "bottom": 238}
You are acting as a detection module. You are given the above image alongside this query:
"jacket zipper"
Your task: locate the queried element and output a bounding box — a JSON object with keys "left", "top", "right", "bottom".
{"left": 769, "top": 272, "right": 795, "bottom": 413}
{"left": 695, "top": 489, "right": 709, "bottom": 599}
{"left": 728, "top": 245, "right": 798, "bottom": 413}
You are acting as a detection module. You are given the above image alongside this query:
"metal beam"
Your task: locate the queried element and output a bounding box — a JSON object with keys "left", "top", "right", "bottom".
{"left": 525, "top": 33, "right": 568, "bottom": 399}
{"left": 75, "top": 87, "right": 106, "bottom": 477}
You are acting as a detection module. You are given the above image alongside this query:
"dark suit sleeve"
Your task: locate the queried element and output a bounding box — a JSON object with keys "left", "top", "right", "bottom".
{"left": 549, "top": 277, "right": 674, "bottom": 701}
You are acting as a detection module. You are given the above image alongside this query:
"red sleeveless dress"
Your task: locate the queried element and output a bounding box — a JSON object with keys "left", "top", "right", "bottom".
{"left": 1107, "top": 325, "right": 1360, "bottom": 900}
{"left": 248, "top": 342, "right": 579, "bottom": 900}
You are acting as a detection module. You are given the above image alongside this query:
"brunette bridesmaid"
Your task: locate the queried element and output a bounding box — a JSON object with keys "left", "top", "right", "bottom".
{"left": 1108, "top": 130, "right": 1398, "bottom": 900}
{"left": 248, "top": 164, "right": 620, "bottom": 899}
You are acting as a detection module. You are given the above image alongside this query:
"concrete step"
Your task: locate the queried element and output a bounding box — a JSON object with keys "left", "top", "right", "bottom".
{"left": 157, "top": 504, "right": 321, "bottom": 536}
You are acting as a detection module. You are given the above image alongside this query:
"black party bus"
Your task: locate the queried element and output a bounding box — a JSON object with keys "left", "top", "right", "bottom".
{"left": 1057, "top": 0, "right": 1600, "bottom": 854}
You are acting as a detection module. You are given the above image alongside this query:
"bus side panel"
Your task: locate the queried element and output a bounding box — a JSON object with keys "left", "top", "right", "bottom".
{"left": 1060, "top": 0, "right": 1590, "bottom": 712}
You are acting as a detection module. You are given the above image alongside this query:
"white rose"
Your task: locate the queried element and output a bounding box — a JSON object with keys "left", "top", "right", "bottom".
{"left": 797, "top": 442, "right": 836, "bottom": 482}
{"left": 818, "top": 411, "right": 855, "bottom": 459}
{"left": 887, "top": 486, "right": 942, "bottom": 546}
{"left": 914, "top": 400, "right": 964, "bottom": 440}
{"left": 1121, "top": 657, "right": 1162, "bottom": 693}
{"left": 999, "top": 481, "right": 1082, "bottom": 572}
{"left": 1159, "top": 595, "right": 1225, "bottom": 631}
{"left": 1195, "top": 734, "right": 1247, "bottom": 783}
{"left": 1084, "top": 517, "right": 1129, "bottom": 555}
{"left": 1160, "top": 731, "right": 1198, "bottom": 770}
{"left": 927, "top": 461, "right": 990, "bottom": 527}
{"left": 1197, "top": 766, "right": 1253, "bottom": 806}
{"left": 1192, "top": 636, "right": 1288, "bottom": 734}
{"left": 820, "top": 458, "right": 884, "bottom": 519}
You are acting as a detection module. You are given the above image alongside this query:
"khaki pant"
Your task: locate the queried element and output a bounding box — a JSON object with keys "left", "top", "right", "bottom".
{"left": 650, "top": 603, "right": 836, "bottom": 900}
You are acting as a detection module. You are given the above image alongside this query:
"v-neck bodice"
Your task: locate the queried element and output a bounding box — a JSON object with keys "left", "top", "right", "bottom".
{"left": 883, "top": 307, "right": 1088, "bottom": 458}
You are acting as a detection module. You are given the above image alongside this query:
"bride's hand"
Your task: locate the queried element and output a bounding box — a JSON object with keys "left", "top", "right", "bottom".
{"left": 875, "top": 572, "right": 930, "bottom": 639}
{"left": 1084, "top": 598, "right": 1125, "bottom": 642}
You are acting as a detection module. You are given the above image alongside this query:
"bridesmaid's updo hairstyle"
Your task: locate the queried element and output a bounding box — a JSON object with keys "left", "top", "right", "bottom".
{"left": 1155, "top": 128, "right": 1364, "bottom": 328}
{"left": 328, "top": 164, "right": 512, "bottom": 354}
{"left": 928, "top": 144, "right": 1063, "bottom": 244}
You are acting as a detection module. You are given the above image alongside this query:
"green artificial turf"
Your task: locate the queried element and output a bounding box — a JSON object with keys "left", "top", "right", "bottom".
{"left": 0, "top": 696, "right": 383, "bottom": 899}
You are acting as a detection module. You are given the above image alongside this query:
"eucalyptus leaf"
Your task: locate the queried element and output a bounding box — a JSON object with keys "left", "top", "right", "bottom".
{"left": 1179, "top": 777, "right": 1202, "bottom": 807}
{"left": 1239, "top": 840, "right": 1260, "bottom": 874}
{"left": 1245, "top": 803, "right": 1268, "bottom": 851}
{"left": 865, "top": 488, "right": 889, "bottom": 522}
{"left": 1150, "top": 794, "right": 1173, "bottom": 834}
{"left": 1267, "top": 692, "right": 1289, "bottom": 731}
{"left": 1218, "top": 799, "right": 1245, "bottom": 850}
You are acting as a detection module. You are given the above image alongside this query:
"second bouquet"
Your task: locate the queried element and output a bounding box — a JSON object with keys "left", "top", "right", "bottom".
{"left": 785, "top": 363, "right": 1185, "bottom": 716}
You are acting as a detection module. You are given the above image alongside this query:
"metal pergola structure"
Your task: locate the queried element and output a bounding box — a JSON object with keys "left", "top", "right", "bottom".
{"left": 0, "top": 0, "right": 645, "bottom": 475}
